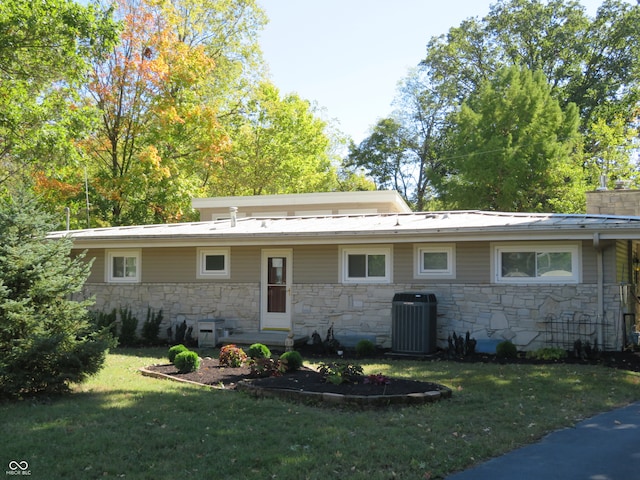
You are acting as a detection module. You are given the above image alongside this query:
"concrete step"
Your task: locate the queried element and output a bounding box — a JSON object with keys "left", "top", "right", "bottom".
{"left": 220, "top": 331, "right": 309, "bottom": 350}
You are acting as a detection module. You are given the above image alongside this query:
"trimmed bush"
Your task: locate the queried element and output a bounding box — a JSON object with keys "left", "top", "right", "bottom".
{"left": 496, "top": 340, "right": 518, "bottom": 359}
{"left": 168, "top": 344, "right": 189, "bottom": 363}
{"left": 355, "top": 339, "right": 376, "bottom": 357}
{"left": 248, "top": 343, "right": 271, "bottom": 359}
{"left": 174, "top": 350, "right": 200, "bottom": 373}
{"left": 279, "top": 351, "right": 303, "bottom": 372}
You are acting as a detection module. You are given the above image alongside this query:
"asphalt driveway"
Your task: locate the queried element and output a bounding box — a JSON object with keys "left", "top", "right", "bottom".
{"left": 446, "top": 401, "right": 640, "bottom": 480}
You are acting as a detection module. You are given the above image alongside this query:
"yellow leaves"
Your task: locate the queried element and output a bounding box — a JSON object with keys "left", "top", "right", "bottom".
{"left": 32, "top": 171, "right": 82, "bottom": 201}
{"left": 139, "top": 146, "right": 171, "bottom": 180}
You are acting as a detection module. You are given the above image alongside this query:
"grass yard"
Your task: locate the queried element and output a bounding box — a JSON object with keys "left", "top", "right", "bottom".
{"left": 1, "top": 347, "right": 639, "bottom": 479}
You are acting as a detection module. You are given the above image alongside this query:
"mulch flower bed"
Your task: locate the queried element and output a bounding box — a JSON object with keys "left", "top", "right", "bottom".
{"left": 142, "top": 357, "right": 452, "bottom": 406}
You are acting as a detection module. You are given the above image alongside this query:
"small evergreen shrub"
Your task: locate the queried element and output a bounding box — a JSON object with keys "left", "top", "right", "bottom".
{"left": 219, "top": 344, "right": 247, "bottom": 367}
{"left": 141, "top": 308, "right": 163, "bottom": 345}
{"left": 496, "top": 340, "right": 518, "bottom": 359}
{"left": 248, "top": 343, "right": 271, "bottom": 359}
{"left": 355, "top": 339, "right": 376, "bottom": 357}
{"left": 174, "top": 320, "right": 187, "bottom": 344}
{"left": 118, "top": 307, "right": 139, "bottom": 347}
{"left": 168, "top": 344, "right": 189, "bottom": 363}
{"left": 279, "top": 351, "right": 303, "bottom": 372}
{"left": 174, "top": 350, "right": 200, "bottom": 373}
{"left": 91, "top": 308, "right": 118, "bottom": 338}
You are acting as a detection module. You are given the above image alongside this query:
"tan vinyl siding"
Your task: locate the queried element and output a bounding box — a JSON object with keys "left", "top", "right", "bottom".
{"left": 75, "top": 249, "right": 104, "bottom": 283}
{"left": 394, "top": 241, "right": 490, "bottom": 284}
{"left": 581, "top": 240, "right": 597, "bottom": 284}
{"left": 228, "top": 246, "right": 260, "bottom": 282}
{"left": 292, "top": 245, "right": 339, "bottom": 283}
{"left": 142, "top": 248, "right": 195, "bottom": 283}
{"left": 614, "top": 240, "right": 632, "bottom": 284}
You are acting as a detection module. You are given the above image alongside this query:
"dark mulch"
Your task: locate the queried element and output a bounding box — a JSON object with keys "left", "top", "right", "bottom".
{"left": 145, "top": 348, "right": 640, "bottom": 394}
{"left": 145, "top": 358, "right": 444, "bottom": 395}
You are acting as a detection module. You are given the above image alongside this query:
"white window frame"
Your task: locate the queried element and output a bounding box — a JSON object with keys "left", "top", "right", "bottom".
{"left": 492, "top": 243, "right": 581, "bottom": 284}
{"left": 339, "top": 245, "right": 392, "bottom": 284}
{"left": 106, "top": 249, "right": 141, "bottom": 283}
{"left": 197, "top": 247, "right": 230, "bottom": 279}
{"left": 414, "top": 244, "right": 456, "bottom": 279}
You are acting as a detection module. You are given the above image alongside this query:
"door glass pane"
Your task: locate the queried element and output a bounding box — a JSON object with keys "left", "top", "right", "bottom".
{"left": 268, "top": 286, "right": 287, "bottom": 313}
{"left": 268, "top": 257, "right": 285, "bottom": 284}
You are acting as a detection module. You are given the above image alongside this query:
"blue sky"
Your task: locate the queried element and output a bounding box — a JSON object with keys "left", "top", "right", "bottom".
{"left": 257, "top": 0, "right": 610, "bottom": 144}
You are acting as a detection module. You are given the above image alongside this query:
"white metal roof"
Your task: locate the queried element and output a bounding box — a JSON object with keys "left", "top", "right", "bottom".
{"left": 48, "top": 210, "right": 640, "bottom": 248}
{"left": 191, "top": 190, "right": 412, "bottom": 213}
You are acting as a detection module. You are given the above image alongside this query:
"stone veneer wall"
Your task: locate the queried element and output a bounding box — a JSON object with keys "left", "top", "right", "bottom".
{"left": 82, "top": 281, "right": 624, "bottom": 351}
{"left": 586, "top": 189, "right": 640, "bottom": 216}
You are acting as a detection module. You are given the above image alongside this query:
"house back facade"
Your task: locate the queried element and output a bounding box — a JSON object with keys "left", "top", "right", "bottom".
{"left": 51, "top": 189, "right": 640, "bottom": 352}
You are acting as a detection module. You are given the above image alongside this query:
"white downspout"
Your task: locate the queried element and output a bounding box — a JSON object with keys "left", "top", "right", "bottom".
{"left": 593, "top": 233, "right": 605, "bottom": 349}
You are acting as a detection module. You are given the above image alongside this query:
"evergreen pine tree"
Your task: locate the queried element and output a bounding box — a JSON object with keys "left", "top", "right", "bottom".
{"left": 0, "top": 194, "right": 114, "bottom": 398}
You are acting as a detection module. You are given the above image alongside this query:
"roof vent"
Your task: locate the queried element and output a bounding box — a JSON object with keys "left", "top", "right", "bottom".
{"left": 230, "top": 206, "right": 237, "bottom": 227}
{"left": 596, "top": 174, "right": 608, "bottom": 191}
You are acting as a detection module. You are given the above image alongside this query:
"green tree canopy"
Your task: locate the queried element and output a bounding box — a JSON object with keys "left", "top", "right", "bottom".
{"left": 0, "top": 0, "right": 118, "bottom": 189}
{"left": 210, "top": 82, "right": 338, "bottom": 195}
{"left": 443, "top": 66, "right": 584, "bottom": 212}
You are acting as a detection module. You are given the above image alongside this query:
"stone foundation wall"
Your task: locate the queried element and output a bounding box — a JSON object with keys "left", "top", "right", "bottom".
{"left": 82, "top": 282, "right": 624, "bottom": 351}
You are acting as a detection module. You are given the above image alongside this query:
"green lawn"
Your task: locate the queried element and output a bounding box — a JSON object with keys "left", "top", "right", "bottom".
{"left": 1, "top": 348, "right": 639, "bottom": 479}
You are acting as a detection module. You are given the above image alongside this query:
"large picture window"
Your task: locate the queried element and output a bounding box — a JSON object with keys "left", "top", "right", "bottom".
{"left": 106, "top": 249, "right": 141, "bottom": 283}
{"left": 494, "top": 244, "right": 580, "bottom": 283}
{"left": 340, "top": 246, "right": 392, "bottom": 284}
{"left": 414, "top": 244, "right": 455, "bottom": 279}
{"left": 197, "top": 247, "right": 230, "bottom": 279}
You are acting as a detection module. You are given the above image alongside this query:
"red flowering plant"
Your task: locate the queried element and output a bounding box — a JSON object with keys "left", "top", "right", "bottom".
{"left": 364, "top": 373, "right": 391, "bottom": 386}
{"left": 218, "top": 344, "right": 247, "bottom": 367}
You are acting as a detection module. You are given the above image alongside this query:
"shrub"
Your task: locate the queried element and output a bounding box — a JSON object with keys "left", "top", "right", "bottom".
{"left": 168, "top": 344, "right": 189, "bottom": 363}
{"left": 496, "top": 340, "right": 518, "bottom": 359}
{"left": 355, "top": 339, "right": 376, "bottom": 357}
{"left": 118, "top": 307, "right": 138, "bottom": 347}
{"left": 174, "top": 350, "right": 200, "bottom": 373}
{"left": 248, "top": 343, "right": 271, "bottom": 359}
{"left": 526, "top": 347, "right": 568, "bottom": 361}
{"left": 141, "top": 308, "right": 163, "bottom": 345}
{"left": 249, "top": 358, "right": 281, "bottom": 378}
{"left": 364, "top": 373, "right": 391, "bottom": 386}
{"left": 219, "top": 344, "right": 247, "bottom": 367}
{"left": 91, "top": 309, "right": 118, "bottom": 338}
{"left": 174, "top": 320, "right": 187, "bottom": 344}
{"left": 279, "top": 351, "right": 303, "bottom": 372}
{"left": 318, "top": 361, "right": 363, "bottom": 384}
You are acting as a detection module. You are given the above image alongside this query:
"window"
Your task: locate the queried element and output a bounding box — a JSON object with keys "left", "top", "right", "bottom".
{"left": 106, "top": 249, "right": 141, "bottom": 283}
{"left": 340, "top": 246, "right": 392, "bottom": 284}
{"left": 493, "top": 244, "right": 580, "bottom": 283}
{"left": 197, "top": 247, "right": 230, "bottom": 279}
{"left": 414, "top": 244, "right": 456, "bottom": 279}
